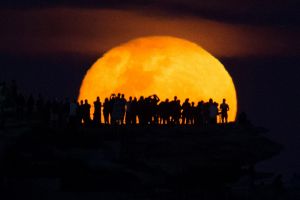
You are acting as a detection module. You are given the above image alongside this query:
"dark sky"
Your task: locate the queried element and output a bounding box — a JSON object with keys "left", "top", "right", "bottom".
{"left": 1, "top": 0, "right": 300, "bottom": 180}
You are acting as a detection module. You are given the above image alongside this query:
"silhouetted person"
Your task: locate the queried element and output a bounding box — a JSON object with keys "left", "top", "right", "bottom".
{"left": 27, "top": 94, "right": 34, "bottom": 117}
{"left": 93, "top": 97, "right": 101, "bottom": 125}
{"left": 83, "top": 99, "right": 91, "bottom": 125}
{"left": 174, "top": 99, "right": 181, "bottom": 125}
{"left": 69, "top": 98, "right": 78, "bottom": 127}
{"left": 125, "top": 96, "right": 133, "bottom": 125}
{"left": 150, "top": 94, "right": 160, "bottom": 124}
{"left": 103, "top": 98, "right": 110, "bottom": 125}
{"left": 181, "top": 98, "right": 190, "bottom": 125}
{"left": 43, "top": 100, "right": 51, "bottom": 124}
{"left": 9, "top": 80, "right": 18, "bottom": 104}
{"left": 36, "top": 94, "right": 44, "bottom": 120}
{"left": 208, "top": 99, "right": 218, "bottom": 124}
{"left": 120, "top": 94, "right": 127, "bottom": 125}
{"left": 63, "top": 98, "right": 70, "bottom": 123}
{"left": 78, "top": 100, "right": 84, "bottom": 124}
{"left": 137, "top": 96, "right": 145, "bottom": 125}
{"left": 159, "top": 98, "right": 170, "bottom": 125}
{"left": 144, "top": 96, "right": 153, "bottom": 124}
{"left": 16, "top": 93, "right": 25, "bottom": 119}
{"left": 195, "top": 101, "right": 204, "bottom": 126}
{"left": 131, "top": 97, "right": 138, "bottom": 125}
{"left": 220, "top": 98, "right": 229, "bottom": 123}
{"left": 50, "top": 99, "right": 60, "bottom": 127}
{"left": 203, "top": 102, "right": 210, "bottom": 125}
{"left": 170, "top": 96, "right": 181, "bottom": 125}
{"left": 109, "top": 94, "right": 116, "bottom": 124}
{"left": 188, "top": 102, "right": 196, "bottom": 125}
{"left": 112, "top": 93, "right": 123, "bottom": 125}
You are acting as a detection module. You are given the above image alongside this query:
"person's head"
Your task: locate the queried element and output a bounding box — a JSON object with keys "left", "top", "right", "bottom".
{"left": 97, "top": 96, "right": 100, "bottom": 101}
{"left": 122, "top": 94, "right": 125, "bottom": 98}
{"left": 105, "top": 98, "right": 108, "bottom": 102}
{"left": 129, "top": 96, "right": 132, "bottom": 101}
{"left": 223, "top": 98, "right": 226, "bottom": 103}
{"left": 80, "top": 100, "right": 83, "bottom": 105}
{"left": 84, "top": 99, "right": 88, "bottom": 104}
{"left": 166, "top": 98, "right": 169, "bottom": 103}
{"left": 174, "top": 96, "right": 177, "bottom": 100}
{"left": 209, "top": 98, "right": 213, "bottom": 103}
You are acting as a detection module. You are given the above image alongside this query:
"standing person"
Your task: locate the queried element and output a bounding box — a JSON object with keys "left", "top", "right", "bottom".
{"left": 69, "top": 98, "right": 78, "bottom": 127}
{"left": 131, "top": 97, "right": 138, "bottom": 125}
{"left": 109, "top": 94, "right": 116, "bottom": 124}
{"left": 195, "top": 101, "right": 204, "bottom": 126}
{"left": 27, "top": 94, "right": 35, "bottom": 117}
{"left": 188, "top": 102, "right": 196, "bottom": 125}
{"left": 111, "top": 93, "right": 122, "bottom": 125}
{"left": 208, "top": 99, "right": 218, "bottom": 125}
{"left": 181, "top": 98, "right": 190, "bottom": 125}
{"left": 171, "top": 99, "right": 181, "bottom": 125}
{"left": 120, "top": 94, "right": 127, "bottom": 125}
{"left": 220, "top": 98, "right": 229, "bottom": 124}
{"left": 137, "top": 96, "right": 145, "bottom": 125}
{"left": 125, "top": 96, "right": 133, "bottom": 125}
{"left": 103, "top": 98, "right": 110, "bottom": 125}
{"left": 83, "top": 99, "right": 91, "bottom": 125}
{"left": 93, "top": 97, "right": 101, "bottom": 125}
{"left": 170, "top": 96, "right": 178, "bottom": 124}
{"left": 78, "top": 100, "right": 84, "bottom": 124}
{"left": 150, "top": 94, "right": 160, "bottom": 124}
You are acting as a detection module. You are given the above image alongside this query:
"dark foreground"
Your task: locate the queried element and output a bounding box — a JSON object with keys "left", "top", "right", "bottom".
{"left": 0, "top": 123, "right": 295, "bottom": 199}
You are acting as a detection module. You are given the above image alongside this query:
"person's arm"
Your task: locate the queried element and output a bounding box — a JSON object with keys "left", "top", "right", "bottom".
{"left": 154, "top": 94, "right": 160, "bottom": 102}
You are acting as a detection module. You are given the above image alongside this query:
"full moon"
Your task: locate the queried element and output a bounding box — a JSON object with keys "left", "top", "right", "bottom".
{"left": 79, "top": 36, "right": 237, "bottom": 121}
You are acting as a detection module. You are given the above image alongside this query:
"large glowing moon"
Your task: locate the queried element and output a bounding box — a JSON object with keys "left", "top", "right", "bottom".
{"left": 79, "top": 36, "right": 237, "bottom": 121}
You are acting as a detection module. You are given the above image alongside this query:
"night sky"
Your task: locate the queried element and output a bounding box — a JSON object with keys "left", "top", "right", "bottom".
{"left": 1, "top": 0, "right": 300, "bottom": 180}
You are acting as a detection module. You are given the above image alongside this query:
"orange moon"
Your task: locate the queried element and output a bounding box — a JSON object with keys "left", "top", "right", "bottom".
{"left": 78, "top": 36, "right": 237, "bottom": 121}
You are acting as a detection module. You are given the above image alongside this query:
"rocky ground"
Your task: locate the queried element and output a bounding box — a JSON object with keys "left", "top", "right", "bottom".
{"left": 0, "top": 122, "right": 294, "bottom": 199}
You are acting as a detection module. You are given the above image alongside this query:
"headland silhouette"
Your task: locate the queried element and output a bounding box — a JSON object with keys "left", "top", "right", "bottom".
{"left": 0, "top": 80, "right": 284, "bottom": 199}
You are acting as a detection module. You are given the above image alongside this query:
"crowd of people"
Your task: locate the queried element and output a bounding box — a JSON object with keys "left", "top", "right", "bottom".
{"left": 73, "top": 93, "right": 230, "bottom": 126}
{"left": 0, "top": 81, "right": 231, "bottom": 128}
